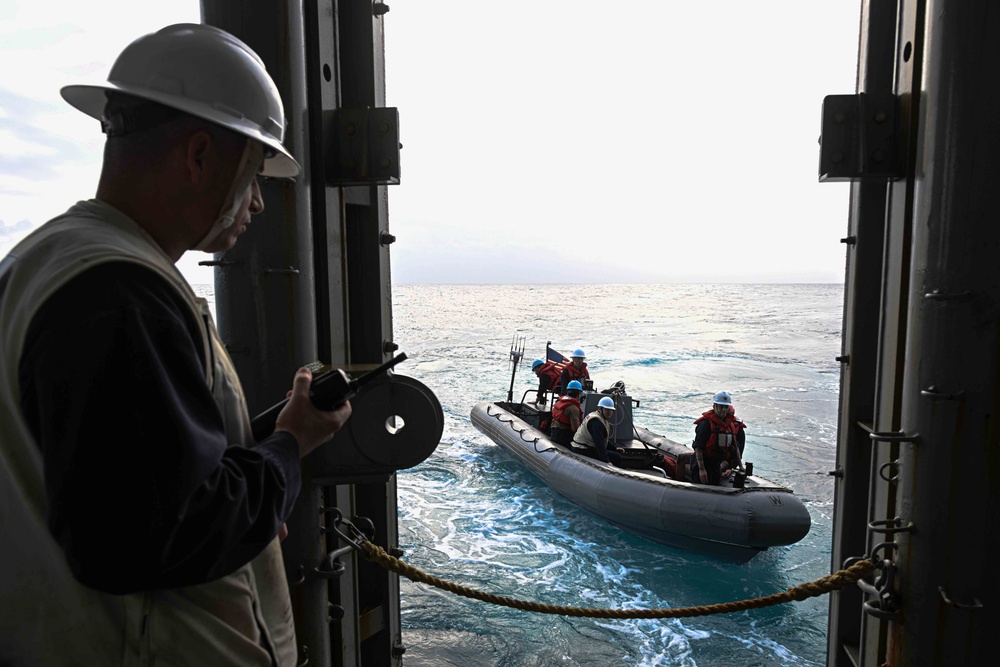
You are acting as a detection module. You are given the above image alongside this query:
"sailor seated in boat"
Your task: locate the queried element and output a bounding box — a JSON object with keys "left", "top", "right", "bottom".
{"left": 691, "top": 391, "right": 746, "bottom": 485}
{"left": 570, "top": 396, "right": 624, "bottom": 466}
{"left": 559, "top": 348, "right": 590, "bottom": 391}
{"left": 549, "top": 381, "right": 583, "bottom": 446}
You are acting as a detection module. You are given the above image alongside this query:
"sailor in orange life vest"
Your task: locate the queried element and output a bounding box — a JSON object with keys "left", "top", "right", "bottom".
{"left": 691, "top": 391, "right": 746, "bottom": 485}
{"left": 571, "top": 396, "right": 625, "bottom": 466}
{"left": 549, "top": 380, "right": 584, "bottom": 446}
{"left": 560, "top": 348, "right": 590, "bottom": 390}
{"left": 531, "top": 358, "right": 562, "bottom": 406}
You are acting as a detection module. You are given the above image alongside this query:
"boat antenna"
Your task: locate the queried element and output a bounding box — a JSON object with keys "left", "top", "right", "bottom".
{"left": 507, "top": 335, "right": 525, "bottom": 402}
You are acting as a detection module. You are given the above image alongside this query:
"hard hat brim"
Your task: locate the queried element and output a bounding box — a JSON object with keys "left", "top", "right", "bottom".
{"left": 61, "top": 83, "right": 300, "bottom": 178}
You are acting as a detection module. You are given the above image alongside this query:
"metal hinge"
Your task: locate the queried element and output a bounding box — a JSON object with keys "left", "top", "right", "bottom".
{"left": 325, "top": 107, "right": 401, "bottom": 186}
{"left": 818, "top": 93, "right": 902, "bottom": 182}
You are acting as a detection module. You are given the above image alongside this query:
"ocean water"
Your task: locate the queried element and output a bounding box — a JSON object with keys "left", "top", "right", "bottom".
{"left": 197, "top": 282, "right": 844, "bottom": 666}
{"left": 390, "top": 284, "right": 843, "bottom": 667}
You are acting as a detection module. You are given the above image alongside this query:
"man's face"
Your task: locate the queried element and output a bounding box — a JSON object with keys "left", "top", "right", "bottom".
{"left": 713, "top": 403, "right": 729, "bottom": 418}
{"left": 196, "top": 133, "right": 266, "bottom": 253}
{"left": 200, "top": 176, "right": 264, "bottom": 253}
{"left": 572, "top": 357, "right": 584, "bottom": 367}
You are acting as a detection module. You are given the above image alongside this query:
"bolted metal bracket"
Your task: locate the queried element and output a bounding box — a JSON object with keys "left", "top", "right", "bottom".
{"left": 818, "top": 93, "right": 902, "bottom": 182}
{"left": 325, "top": 107, "right": 401, "bottom": 186}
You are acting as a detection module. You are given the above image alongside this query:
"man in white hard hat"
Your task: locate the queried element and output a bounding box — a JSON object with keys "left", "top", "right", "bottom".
{"left": 691, "top": 391, "right": 746, "bottom": 485}
{"left": 0, "top": 24, "right": 347, "bottom": 667}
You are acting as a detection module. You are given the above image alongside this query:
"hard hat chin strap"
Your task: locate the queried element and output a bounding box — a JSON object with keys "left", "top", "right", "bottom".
{"left": 194, "top": 140, "right": 264, "bottom": 251}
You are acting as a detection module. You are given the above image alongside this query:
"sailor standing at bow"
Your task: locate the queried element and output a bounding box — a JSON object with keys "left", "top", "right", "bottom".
{"left": 691, "top": 391, "right": 746, "bottom": 485}
{"left": 559, "top": 348, "right": 590, "bottom": 389}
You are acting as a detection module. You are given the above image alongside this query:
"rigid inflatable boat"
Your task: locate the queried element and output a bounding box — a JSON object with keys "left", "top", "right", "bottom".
{"left": 470, "top": 387, "right": 811, "bottom": 562}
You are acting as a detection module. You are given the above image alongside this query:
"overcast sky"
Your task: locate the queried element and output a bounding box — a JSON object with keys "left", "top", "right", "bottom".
{"left": 1, "top": 1, "right": 860, "bottom": 285}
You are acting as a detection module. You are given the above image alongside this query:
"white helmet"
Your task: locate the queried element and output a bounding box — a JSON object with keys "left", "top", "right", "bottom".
{"left": 713, "top": 391, "right": 733, "bottom": 406}
{"left": 598, "top": 396, "right": 616, "bottom": 410}
{"left": 60, "top": 23, "right": 299, "bottom": 178}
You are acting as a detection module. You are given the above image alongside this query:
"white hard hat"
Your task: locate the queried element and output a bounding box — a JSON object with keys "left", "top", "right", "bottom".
{"left": 598, "top": 396, "right": 616, "bottom": 410}
{"left": 60, "top": 23, "right": 299, "bottom": 178}
{"left": 713, "top": 391, "right": 733, "bottom": 406}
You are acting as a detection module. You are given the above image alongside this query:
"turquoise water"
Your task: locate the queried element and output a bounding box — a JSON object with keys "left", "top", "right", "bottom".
{"left": 391, "top": 284, "right": 843, "bottom": 666}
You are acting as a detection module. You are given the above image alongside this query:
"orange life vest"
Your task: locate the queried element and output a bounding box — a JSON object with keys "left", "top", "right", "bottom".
{"left": 536, "top": 361, "right": 562, "bottom": 387}
{"left": 693, "top": 408, "right": 746, "bottom": 459}
{"left": 551, "top": 395, "right": 582, "bottom": 430}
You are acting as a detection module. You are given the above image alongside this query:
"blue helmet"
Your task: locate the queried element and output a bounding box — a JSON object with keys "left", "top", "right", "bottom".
{"left": 598, "top": 396, "right": 616, "bottom": 410}
{"left": 572, "top": 348, "right": 586, "bottom": 358}
{"left": 531, "top": 359, "right": 544, "bottom": 370}
{"left": 566, "top": 380, "right": 583, "bottom": 391}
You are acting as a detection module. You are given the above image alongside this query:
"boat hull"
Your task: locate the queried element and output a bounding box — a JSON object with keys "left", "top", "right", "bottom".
{"left": 470, "top": 401, "right": 811, "bottom": 562}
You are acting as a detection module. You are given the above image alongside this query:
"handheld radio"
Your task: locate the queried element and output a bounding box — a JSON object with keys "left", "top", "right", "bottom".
{"left": 251, "top": 353, "right": 407, "bottom": 441}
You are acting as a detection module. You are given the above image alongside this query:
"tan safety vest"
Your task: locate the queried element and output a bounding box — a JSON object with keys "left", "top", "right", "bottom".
{"left": 0, "top": 200, "right": 295, "bottom": 666}
{"left": 572, "top": 410, "right": 612, "bottom": 449}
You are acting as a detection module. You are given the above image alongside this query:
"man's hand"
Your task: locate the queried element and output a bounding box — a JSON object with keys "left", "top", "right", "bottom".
{"left": 699, "top": 469, "right": 708, "bottom": 484}
{"left": 274, "top": 367, "right": 352, "bottom": 458}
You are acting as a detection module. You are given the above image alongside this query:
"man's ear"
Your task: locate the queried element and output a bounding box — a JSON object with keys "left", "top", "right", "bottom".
{"left": 182, "top": 129, "right": 214, "bottom": 187}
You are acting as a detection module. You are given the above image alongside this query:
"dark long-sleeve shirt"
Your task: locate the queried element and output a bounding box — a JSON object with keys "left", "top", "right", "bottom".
{"left": 587, "top": 417, "right": 611, "bottom": 462}
{"left": 536, "top": 374, "right": 554, "bottom": 399}
{"left": 18, "top": 262, "right": 300, "bottom": 594}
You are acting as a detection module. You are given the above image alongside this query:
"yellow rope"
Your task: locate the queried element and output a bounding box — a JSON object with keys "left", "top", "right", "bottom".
{"left": 359, "top": 541, "right": 874, "bottom": 619}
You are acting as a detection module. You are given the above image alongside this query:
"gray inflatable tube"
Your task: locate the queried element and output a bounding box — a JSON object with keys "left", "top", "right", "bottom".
{"left": 470, "top": 401, "right": 811, "bottom": 562}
